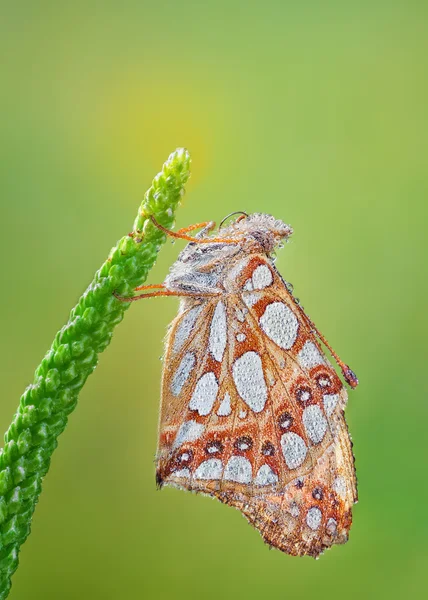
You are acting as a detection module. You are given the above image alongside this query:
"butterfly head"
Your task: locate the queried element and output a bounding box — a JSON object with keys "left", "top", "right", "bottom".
{"left": 220, "top": 213, "right": 293, "bottom": 253}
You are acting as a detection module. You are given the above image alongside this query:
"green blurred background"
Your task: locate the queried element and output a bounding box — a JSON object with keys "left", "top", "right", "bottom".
{"left": 1, "top": 1, "right": 427, "bottom": 598}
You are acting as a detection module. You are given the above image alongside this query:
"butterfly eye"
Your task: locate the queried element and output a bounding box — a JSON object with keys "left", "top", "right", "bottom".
{"left": 261, "top": 441, "right": 275, "bottom": 456}
{"left": 312, "top": 487, "right": 324, "bottom": 501}
{"left": 278, "top": 412, "right": 294, "bottom": 429}
{"left": 234, "top": 436, "right": 253, "bottom": 451}
{"left": 295, "top": 386, "right": 312, "bottom": 403}
{"left": 205, "top": 441, "right": 224, "bottom": 454}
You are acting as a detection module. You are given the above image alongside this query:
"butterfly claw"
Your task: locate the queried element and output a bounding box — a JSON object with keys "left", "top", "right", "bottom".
{"left": 112, "top": 290, "right": 129, "bottom": 303}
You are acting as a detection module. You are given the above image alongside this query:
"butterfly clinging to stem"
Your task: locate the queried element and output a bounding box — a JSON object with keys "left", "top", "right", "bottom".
{"left": 117, "top": 212, "right": 358, "bottom": 557}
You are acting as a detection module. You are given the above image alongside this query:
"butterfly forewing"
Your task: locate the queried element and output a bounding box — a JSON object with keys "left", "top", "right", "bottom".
{"left": 156, "top": 217, "right": 357, "bottom": 557}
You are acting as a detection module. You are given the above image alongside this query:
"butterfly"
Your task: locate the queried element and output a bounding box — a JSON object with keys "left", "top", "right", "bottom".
{"left": 119, "top": 212, "right": 358, "bottom": 557}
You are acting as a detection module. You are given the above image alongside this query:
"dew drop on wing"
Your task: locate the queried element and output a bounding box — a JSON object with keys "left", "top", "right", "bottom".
{"left": 285, "top": 281, "right": 294, "bottom": 293}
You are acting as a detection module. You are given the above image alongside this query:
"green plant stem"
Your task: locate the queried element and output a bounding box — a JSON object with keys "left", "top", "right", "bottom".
{"left": 0, "top": 148, "right": 191, "bottom": 599}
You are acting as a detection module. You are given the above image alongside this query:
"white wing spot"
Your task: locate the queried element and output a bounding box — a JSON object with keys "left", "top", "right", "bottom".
{"left": 252, "top": 264, "right": 273, "bottom": 290}
{"left": 236, "top": 438, "right": 251, "bottom": 451}
{"left": 194, "top": 458, "right": 223, "bottom": 480}
{"left": 281, "top": 432, "right": 308, "bottom": 469}
{"left": 217, "top": 392, "right": 231, "bottom": 416}
{"left": 243, "top": 278, "right": 254, "bottom": 291}
{"left": 303, "top": 405, "right": 328, "bottom": 444}
{"left": 170, "top": 352, "right": 196, "bottom": 396}
{"left": 208, "top": 301, "right": 227, "bottom": 362}
{"left": 318, "top": 377, "right": 331, "bottom": 388}
{"left": 298, "top": 341, "right": 325, "bottom": 369}
{"left": 259, "top": 302, "right": 299, "bottom": 349}
{"left": 255, "top": 464, "right": 278, "bottom": 486}
{"left": 173, "top": 306, "right": 202, "bottom": 353}
{"left": 326, "top": 518, "right": 338, "bottom": 535}
{"left": 243, "top": 292, "right": 261, "bottom": 307}
{"left": 232, "top": 351, "right": 267, "bottom": 413}
{"left": 224, "top": 456, "right": 252, "bottom": 483}
{"left": 299, "top": 390, "right": 311, "bottom": 402}
{"left": 173, "top": 420, "right": 204, "bottom": 450}
{"left": 239, "top": 410, "right": 247, "bottom": 419}
{"left": 189, "top": 372, "right": 218, "bottom": 416}
{"left": 173, "top": 468, "right": 190, "bottom": 478}
{"left": 236, "top": 333, "right": 246, "bottom": 342}
{"left": 323, "top": 393, "right": 340, "bottom": 416}
{"left": 306, "top": 507, "right": 322, "bottom": 531}
{"left": 227, "top": 259, "right": 247, "bottom": 282}
{"left": 235, "top": 307, "right": 248, "bottom": 322}
{"left": 333, "top": 476, "right": 347, "bottom": 499}
{"left": 289, "top": 502, "right": 300, "bottom": 517}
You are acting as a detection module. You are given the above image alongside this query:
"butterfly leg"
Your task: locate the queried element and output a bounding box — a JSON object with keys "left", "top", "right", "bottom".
{"left": 175, "top": 221, "right": 216, "bottom": 236}
{"left": 114, "top": 285, "right": 172, "bottom": 302}
{"left": 114, "top": 284, "right": 219, "bottom": 302}
{"left": 150, "top": 216, "right": 237, "bottom": 244}
{"left": 134, "top": 283, "right": 166, "bottom": 292}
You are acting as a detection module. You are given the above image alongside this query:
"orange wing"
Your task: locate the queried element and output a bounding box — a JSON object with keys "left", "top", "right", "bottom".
{"left": 156, "top": 255, "right": 357, "bottom": 557}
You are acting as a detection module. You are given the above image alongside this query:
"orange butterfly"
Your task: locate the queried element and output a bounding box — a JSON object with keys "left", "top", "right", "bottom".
{"left": 119, "top": 212, "right": 358, "bottom": 557}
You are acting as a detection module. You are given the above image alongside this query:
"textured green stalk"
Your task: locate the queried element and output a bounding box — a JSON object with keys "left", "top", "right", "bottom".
{"left": 0, "top": 148, "right": 191, "bottom": 599}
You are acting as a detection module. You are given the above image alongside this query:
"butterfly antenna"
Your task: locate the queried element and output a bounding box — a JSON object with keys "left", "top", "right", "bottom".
{"left": 290, "top": 299, "right": 358, "bottom": 388}
{"left": 219, "top": 211, "right": 248, "bottom": 229}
